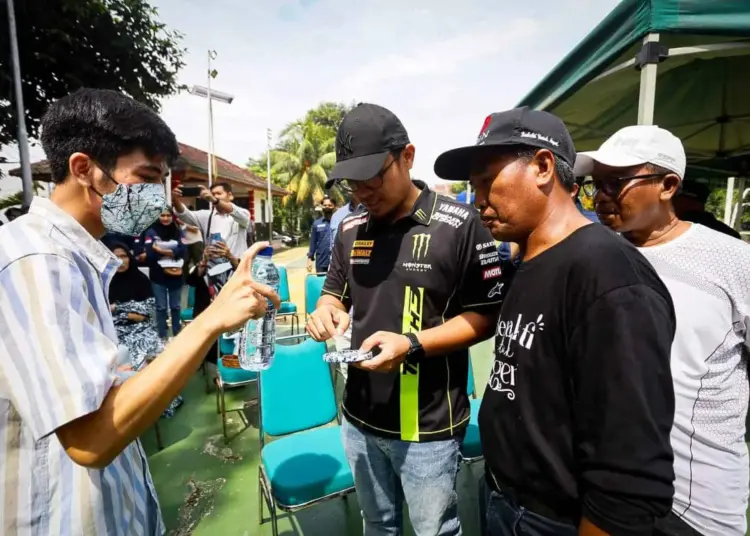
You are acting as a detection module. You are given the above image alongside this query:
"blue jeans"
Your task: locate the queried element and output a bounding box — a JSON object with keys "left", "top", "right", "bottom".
{"left": 341, "top": 417, "right": 462, "bottom": 536}
{"left": 151, "top": 283, "right": 182, "bottom": 338}
{"left": 479, "top": 478, "right": 577, "bottom": 536}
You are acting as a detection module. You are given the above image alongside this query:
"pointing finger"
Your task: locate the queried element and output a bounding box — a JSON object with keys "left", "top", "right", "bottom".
{"left": 237, "top": 241, "right": 270, "bottom": 275}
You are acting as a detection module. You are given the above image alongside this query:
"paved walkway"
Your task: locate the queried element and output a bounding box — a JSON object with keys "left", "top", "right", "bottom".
{"left": 273, "top": 246, "right": 307, "bottom": 267}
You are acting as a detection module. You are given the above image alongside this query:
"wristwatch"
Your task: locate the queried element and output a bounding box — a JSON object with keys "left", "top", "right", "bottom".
{"left": 403, "top": 332, "right": 425, "bottom": 361}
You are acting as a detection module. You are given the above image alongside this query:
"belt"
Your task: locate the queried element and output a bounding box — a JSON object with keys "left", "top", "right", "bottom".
{"left": 485, "top": 470, "right": 579, "bottom": 526}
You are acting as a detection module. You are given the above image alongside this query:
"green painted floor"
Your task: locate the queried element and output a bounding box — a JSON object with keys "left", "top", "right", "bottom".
{"left": 143, "top": 339, "right": 750, "bottom": 535}
{"left": 143, "top": 340, "right": 494, "bottom": 536}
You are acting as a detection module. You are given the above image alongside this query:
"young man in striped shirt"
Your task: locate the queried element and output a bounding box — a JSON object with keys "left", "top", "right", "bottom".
{"left": 0, "top": 88, "right": 279, "bottom": 535}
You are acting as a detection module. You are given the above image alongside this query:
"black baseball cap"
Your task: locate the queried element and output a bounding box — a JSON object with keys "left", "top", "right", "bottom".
{"left": 434, "top": 106, "right": 576, "bottom": 181}
{"left": 326, "top": 103, "right": 410, "bottom": 189}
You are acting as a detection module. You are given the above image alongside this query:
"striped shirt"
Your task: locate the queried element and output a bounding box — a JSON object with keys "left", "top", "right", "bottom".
{"left": 0, "top": 197, "right": 164, "bottom": 535}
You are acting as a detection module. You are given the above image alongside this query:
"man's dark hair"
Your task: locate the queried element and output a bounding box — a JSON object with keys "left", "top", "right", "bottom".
{"left": 41, "top": 88, "right": 179, "bottom": 183}
{"left": 644, "top": 162, "right": 682, "bottom": 194}
{"left": 517, "top": 147, "right": 576, "bottom": 192}
{"left": 211, "top": 182, "right": 232, "bottom": 193}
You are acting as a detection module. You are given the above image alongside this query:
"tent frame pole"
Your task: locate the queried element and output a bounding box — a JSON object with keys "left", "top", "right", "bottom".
{"left": 637, "top": 33, "right": 660, "bottom": 125}
{"left": 725, "top": 177, "right": 735, "bottom": 224}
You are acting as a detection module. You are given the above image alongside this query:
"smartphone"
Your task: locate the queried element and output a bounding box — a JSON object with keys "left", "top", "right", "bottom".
{"left": 209, "top": 232, "right": 223, "bottom": 244}
{"left": 180, "top": 186, "right": 203, "bottom": 197}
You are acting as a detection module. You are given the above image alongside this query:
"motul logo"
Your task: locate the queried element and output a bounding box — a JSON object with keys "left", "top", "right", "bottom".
{"left": 483, "top": 266, "right": 502, "bottom": 279}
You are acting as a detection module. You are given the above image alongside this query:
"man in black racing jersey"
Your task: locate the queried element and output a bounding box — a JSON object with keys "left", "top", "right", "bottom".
{"left": 306, "top": 103, "right": 503, "bottom": 536}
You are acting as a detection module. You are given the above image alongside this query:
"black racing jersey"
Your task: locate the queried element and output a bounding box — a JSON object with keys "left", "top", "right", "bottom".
{"left": 323, "top": 183, "right": 503, "bottom": 442}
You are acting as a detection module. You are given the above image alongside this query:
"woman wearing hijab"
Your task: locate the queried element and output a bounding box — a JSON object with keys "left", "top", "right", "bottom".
{"left": 145, "top": 209, "right": 186, "bottom": 341}
{"left": 109, "top": 243, "right": 183, "bottom": 417}
{"left": 186, "top": 240, "right": 240, "bottom": 365}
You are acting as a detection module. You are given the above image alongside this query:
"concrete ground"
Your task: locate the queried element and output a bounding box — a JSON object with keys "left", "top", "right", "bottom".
{"left": 147, "top": 247, "right": 750, "bottom": 535}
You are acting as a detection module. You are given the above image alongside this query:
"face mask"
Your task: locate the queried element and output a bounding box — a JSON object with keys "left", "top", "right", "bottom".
{"left": 323, "top": 208, "right": 333, "bottom": 217}
{"left": 100, "top": 183, "right": 166, "bottom": 235}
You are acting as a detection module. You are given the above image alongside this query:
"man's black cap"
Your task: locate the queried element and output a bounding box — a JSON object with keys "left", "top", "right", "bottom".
{"left": 677, "top": 180, "right": 710, "bottom": 204}
{"left": 326, "top": 103, "right": 410, "bottom": 189}
{"left": 434, "top": 106, "right": 576, "bottom": 181}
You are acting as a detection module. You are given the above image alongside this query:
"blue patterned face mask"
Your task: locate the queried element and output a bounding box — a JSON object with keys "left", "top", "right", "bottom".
{"left": 100, "top": 182, "right": 166, "bottom": 235}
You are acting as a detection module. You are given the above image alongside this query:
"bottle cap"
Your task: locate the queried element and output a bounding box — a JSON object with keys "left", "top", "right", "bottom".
{"left": 258, "top": 246, "right": 274, "bottom": 257}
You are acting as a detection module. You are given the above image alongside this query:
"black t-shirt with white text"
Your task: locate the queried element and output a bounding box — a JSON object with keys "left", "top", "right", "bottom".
{"left": 479, "top": 224, "right": 677, "bottom": 534}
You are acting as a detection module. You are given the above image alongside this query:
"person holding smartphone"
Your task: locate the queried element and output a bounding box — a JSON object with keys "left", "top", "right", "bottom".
{"left": 172, "top": 182, "right": 251, "bottom": 259}
{"left": 145, "top": 210, "right": 186, "bottom": 341}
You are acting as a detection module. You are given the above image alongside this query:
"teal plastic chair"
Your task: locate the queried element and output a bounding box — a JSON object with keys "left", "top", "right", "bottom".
{"left": 276, "top": 266, "right": 299, "bottom": 334}
{"left": 304, "top": 274, "right": 327, "bottom": 318}
{"left": 258, "top": 335, "right": 354, "bottom": 535}
{"left": 180, "top": 286, "right": 196, "bottom": 323}
{"left": 461, "top": 354, "right": 484, "bottom": 464}
{"left": 215, "top": 333, "right": 257, "bottom": 443}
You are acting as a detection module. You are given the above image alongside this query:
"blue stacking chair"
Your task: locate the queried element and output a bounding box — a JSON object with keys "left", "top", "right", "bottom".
{"left": 215, "top": 333, "right": 257, "bottom": 443}
{"left": 180, "top": 286, "right": 196, "bottom": 323}
{"left": 258, "top": 335, "right": 354, "bottom": 536}
{"left": 304, "top": 273, "right": 327, "bottom": 319}
{"left": 461, "top": 354, "right": 484, "bottom": 464}
{"left": 276, "top": 266, "right": 300, "bottom": 334}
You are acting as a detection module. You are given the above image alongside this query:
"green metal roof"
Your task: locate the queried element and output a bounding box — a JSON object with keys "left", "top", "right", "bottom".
{"left": 516, "top": 0, "right": 750, "bottom": 177}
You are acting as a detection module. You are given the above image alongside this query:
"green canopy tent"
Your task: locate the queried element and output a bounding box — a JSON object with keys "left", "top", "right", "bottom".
{"left": 517, "top": 0, "right": 750, "bottom": 228}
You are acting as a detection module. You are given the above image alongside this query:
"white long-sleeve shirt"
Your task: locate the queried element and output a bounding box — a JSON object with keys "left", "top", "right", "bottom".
{"left": 175, "top": 203, "right": 250, "bottom": 258}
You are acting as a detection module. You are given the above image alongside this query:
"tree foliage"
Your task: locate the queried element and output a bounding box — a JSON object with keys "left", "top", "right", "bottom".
{"left": 0, "top": 0, "right": 185, "bottom": 149}
{"left": 247, "top": 101, "right": 354, "bottom": 233}
{"left": 706, "top": 186, "right": 750, "bottom": 228}
{"left": 272, "top": 119, "right": 337, "bottom": 206}
{"left": 450, "top": 181, "right": 468, "bottom": 195}
{"left": 0, "top": 181, "right": 44, "bottom": 210}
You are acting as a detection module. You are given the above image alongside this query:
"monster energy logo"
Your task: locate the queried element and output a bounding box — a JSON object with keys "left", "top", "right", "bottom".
{"left": 414, "top": 208, "right": 427, "bottom": 221}
{"left": 412, "top": 233, "right": 431, "bottom": 260}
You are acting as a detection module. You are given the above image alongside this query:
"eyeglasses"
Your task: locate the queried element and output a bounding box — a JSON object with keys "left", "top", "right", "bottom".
{"left": 585, "top": 173, "right": 667, "bottom": 198}
{"left": 335, "top": 149, "right": 403, "bottom": 193}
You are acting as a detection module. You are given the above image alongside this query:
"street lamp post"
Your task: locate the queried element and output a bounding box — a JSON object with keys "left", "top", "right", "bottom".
{"left": 6, "top": 0, "right": 33, "bottom": 209}
{"left": 267, "top": 128, "right": 273, "bottom": 241}
{"left": 188, "top": 50, "right": 234, "bottom": 188}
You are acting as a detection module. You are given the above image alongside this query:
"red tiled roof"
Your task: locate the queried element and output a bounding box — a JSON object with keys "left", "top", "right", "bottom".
{"left": 8, "top": 142, "right": 287, "bottom": 196}
{"left": 175, "top": 143, "right": 286, "bottom": 196}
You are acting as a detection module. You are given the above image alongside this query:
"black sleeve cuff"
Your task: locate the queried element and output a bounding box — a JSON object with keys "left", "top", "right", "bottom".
{"left": 582, "top": 489, "right": 671, "bottom": 536}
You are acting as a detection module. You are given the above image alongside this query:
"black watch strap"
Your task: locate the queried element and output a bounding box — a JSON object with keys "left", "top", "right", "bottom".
{"left": 404, "top": 332, "right": 425, "bottom": 359}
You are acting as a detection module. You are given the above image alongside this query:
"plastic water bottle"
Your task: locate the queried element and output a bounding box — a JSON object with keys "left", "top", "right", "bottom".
{"left": 238, "top": 247, "right": 280, "bottom": 370}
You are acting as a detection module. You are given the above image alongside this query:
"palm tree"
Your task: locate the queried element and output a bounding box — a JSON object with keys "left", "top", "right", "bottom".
{"left": 0, "top": 181, "right": 46, "bottom": 211}
{"left": 272, "top": 119, "right": 342, "bottom": 207}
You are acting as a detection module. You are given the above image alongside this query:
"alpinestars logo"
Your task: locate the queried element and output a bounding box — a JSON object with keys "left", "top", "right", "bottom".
{"left": 412, "top": 233, "right": 431, "bottom": 260}
{"left": 488, "top": 282, "right": 503, "bottom": 298}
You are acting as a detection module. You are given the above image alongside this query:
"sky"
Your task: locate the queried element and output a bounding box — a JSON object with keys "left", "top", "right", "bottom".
{"left": 1, "top": 0, "right": 620, "bottom": 194}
